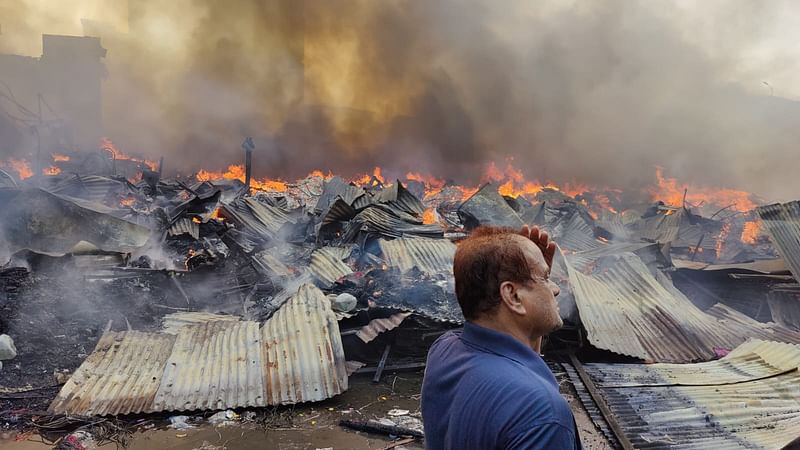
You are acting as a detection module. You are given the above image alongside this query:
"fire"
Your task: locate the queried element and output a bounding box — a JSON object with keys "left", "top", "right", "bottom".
{"left": 44, "top": 166, "right": 62, "bottom": 176}
{"left": 741, "top": 221, "right": 762, "bottom": 244}
{"left": 422, "top": 207, "right": 437, "bottom": 225}
{"left": 0, "top": 159, "right": 33, "bottom": 180}
{"left": 406, "top": 172, "right": 445, "bottom": 189}
{"left": 354, "top": 167, "right": 386, "bottom": 186}
{"left": 101, "top": 138, "right": 158, "bottom": 171}
{"left": 308, "top": 169, "right": 334, "bottom": 180}
{"left": 716, "top": 223, "right": 731, "bottom": 259}
{"left": 482, "top": 160, "right": 591, "bottom": 198}
{"left": 650, "top": 167, "right": 758, "bottom": 212}
{"left": 197, "top": 165, "right": 289, "bottom": 192}
{"left": 120, "top": 196, "right": 136, "bottom": 207}
{"left": 192, "top": 217, "right": 202, "bottom": 224}
{"left": 52, "top": 153, "right": 70, "bottom": 162}
{"left": 211, "top": 208, "right": 224, "bottom": 220}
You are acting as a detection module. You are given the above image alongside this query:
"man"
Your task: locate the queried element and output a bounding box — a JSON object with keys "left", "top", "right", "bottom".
{"left": 421, "top": 225, "right": 582, "bottom": 449}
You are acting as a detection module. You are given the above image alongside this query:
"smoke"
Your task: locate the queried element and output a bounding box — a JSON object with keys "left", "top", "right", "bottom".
{"left": 2, "top": 0, "right": 800, "bottom": 200}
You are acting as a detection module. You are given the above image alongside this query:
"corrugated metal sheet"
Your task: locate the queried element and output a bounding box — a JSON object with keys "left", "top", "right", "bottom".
{"left": 343, "top": 206, "right": 444, "bottom": 242}
{"left": 457, "top": 183, "right": 524, "bottom": 229}
{"left": 379, "top": 237, "right": 455, "bottom": 275}
{"left": 757, "top": 201, "right": 800, "bottom": 281}
{"left": 582, "top": 339, "right": 800, "bottom": 449}
{"left": 672, "top": 258, "right": 788, "bottom": 273}
{"left": 768, "top": 291, "right": 800, "bottom": 330}
{"left": 373, "top": 182, "right": 426, "bottom": 216}
{"left": 168, "top": 217, "right": 199, "bottom": 240}
{"left": 243, "top": 198, "right": 291, "bottom": 234}
{"left": 219, "top": 198, "right": 291, "bottom": 240}
{"left": 252, "top": 250, "right": 292, "bottom": 278}
{"left": 0, "top": 189, "right": 151, "bottom": 255}
{"left": 261, "top": 283, "right": 348, "bottom": 405}
{"left": 319, "top": 198, "right": 357, "bottom": 226}
{"left": 566, "top": 252, "right": 800, "bottom": 362}
{"left": 567, "top": 242, "right": 668, "bottom": 273}
{"left": 356, "top": 312, "right": 412, "bottom": 343}
{"left": 50, "top": 175, "right": 131, "bottom": 204}
{"left": 704, "top": 303, "right": 800, "bottom": 344}
{"left": 49, "top": 284, "right": 349, "bottom": 416}
{"left": 310, "top": 246, "right": 354, "bottom": 286}
{"left": 153, "top": 320, "right": 265, "bottom": 412}
{"left": 314, "top": 177, "right": 363, "bottom": 214}
{"left": 161, "top": 312, "right": 240, "bottom": 335}
{"left": 550, "top": 213, "right": 603, "bottom": 253}
{"left": 48, "top": 331, "right": 176, "bottom": 416}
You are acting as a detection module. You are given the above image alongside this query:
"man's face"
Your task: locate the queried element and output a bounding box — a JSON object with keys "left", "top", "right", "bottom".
{"left": 515, "top": 238, "right": 563, "bottom": 336}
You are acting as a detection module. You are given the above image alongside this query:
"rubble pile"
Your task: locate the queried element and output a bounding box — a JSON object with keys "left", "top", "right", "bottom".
{"left": 1, "top": 151, "right": 799, "bottom": 448}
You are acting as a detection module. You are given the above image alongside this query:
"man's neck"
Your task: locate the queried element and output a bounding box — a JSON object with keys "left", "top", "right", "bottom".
{"left": 470, "top": 317, "right": 542, "bottom": 353}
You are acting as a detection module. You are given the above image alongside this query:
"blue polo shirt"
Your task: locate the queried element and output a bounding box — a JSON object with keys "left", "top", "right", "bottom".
{"left": 421, "top": 322, "right": 582, "bottom": 450}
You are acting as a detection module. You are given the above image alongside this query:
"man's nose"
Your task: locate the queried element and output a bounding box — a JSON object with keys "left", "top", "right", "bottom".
{"left": 550, "top": 280, "right": 560, "bottom": 297}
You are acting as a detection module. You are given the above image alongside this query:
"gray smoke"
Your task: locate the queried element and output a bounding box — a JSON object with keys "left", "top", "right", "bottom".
{"left": 2, "top": 0, "right": 799, "bottom": 201}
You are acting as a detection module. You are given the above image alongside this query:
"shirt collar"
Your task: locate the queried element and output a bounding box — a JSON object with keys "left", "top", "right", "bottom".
{"left": 461, "top": 321, "right": 554, "bottom": 381}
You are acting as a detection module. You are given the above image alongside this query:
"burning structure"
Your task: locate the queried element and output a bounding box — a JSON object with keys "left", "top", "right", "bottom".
{"left": 0, "top": 136, "right": 798, "bottom": 448}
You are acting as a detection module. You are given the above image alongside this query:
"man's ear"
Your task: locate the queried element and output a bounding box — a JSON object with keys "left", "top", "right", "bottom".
{"left": 499, "top": 281, "right": 526, "bottom": 316}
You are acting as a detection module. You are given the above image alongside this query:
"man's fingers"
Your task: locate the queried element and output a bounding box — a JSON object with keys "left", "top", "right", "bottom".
{"left": 520, "top": 225, "right": 531, "bottom": 239}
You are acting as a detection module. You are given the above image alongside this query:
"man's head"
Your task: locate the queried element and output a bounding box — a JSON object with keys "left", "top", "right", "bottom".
{"left": 453, "top": 226, "right": 562, "bottom": 338}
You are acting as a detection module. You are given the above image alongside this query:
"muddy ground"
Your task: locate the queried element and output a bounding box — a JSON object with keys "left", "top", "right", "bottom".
{"left": 1, "top": 372, "right": 610, "bottom": 449}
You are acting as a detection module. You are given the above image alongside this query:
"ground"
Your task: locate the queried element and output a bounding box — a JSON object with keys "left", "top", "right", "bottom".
{"left": 1, "top": 371, "right": 610, "bottom": 449}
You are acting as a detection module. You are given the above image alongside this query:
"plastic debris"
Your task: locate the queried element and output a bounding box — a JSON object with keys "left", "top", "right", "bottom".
{"left": 168, "top": 416, "right": 195, "bottom": 430}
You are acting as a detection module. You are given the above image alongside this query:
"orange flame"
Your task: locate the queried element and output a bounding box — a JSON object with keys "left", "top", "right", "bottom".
{"left": 353, "top": 167, "right": 386, "bottom": 186}
{"left": 196, "top": 165, "right": 288, "bottom": 192}
{"left": 52, "top": 153, "right": 70, "bottom": 162}
{"left": 650, "top": 167, "right": 757, "bottom": 212}
{"left": 44, "top": 166, "right": 61, "bottom": 176}
{"left": 0, "top": 159, "right": 33, "bottom": 180}
{"left": 741, "top": 221, "right": 762, "bottom": 244}
{"left": 120, "top": 196, "right": 136, "bottom": 207}
{"left": 716, "top": 223, "right": 731, "bottom": 259}
{"left": 101, "top": 138, "right": 158, "bottom": 171}
{"left": 422, "top": 207, "right": 437, "bottom": 225}
{"left": 482, "top": 160, "right": 591, "bottom": 198}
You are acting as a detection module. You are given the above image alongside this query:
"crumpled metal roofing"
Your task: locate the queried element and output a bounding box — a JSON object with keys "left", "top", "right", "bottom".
{"left": 314, "top": 177, "right": 364, "bottom": 214}
{"left": 0, "top": 188, "right": 150, "bottom": 255}
{"left": 243, "top": 198, "right": 291, "bottom": 234}
{"left": 47, "top": 331, "right": 176, "bottom": 416}
{"left": 355, "top": 312, "right": 413, "bottom": 343}
{"left": 582, "top": 339, "right": 800, "bottom": 449}
{"left": 768, "top": 291, "right": 800, "bottom": 330}
{"left": 261, "top": 283, "right": 348, "bottom": 405}
{"left": 379, "top": 237, "right": 455, "bottom": 275}
{"left": 309, "top": 246, "right": 354, "bottom": 286}
{"left": 343, "top": 205, "right": 443, "bottom": 241}
{"left": 550, "top": 213, "right": 603, "bottom": 253}
{"left": 566, "top": 252, "right": 800, "bottom": 362}
{"left": 161, "top": 312, "right": 240, "bottom": 335}
{"left": 567, "top": 242, "right": 669, "bottom": 273}
{"left": 49, "top": 175, "right": 132, "bottom": 204}
{"left": 704, "top": 303, "right": 800, "bottom": 344}
{"left": 168, "top": 217, "right": 199, "bottom": 240}
{"left": 219, "top": 197, "right": 291, "bottom": 239}
{"left": 757, "top": 201, "right": 800, "bottom": 281}
{"left": 457, "top": 183, "right": 523, "bottom": 229}
{"left": 49, "top": 284, "right": 348, "bottom": 415}
{"left": 153, "top": 320, "right": 265, "bottom": 412}
{"left": 372, "top": 181, "right": 426, "bottom": 216}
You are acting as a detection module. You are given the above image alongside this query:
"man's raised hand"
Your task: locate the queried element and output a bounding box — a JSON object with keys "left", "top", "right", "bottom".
{"left": 520, "top": 225, "right": 556, "bottom": 270}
